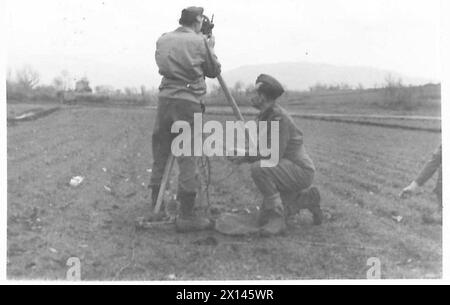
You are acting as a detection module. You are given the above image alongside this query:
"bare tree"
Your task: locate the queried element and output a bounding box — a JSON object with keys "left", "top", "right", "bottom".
{"left": 233, "top": 81, "right": 244, "bottom": 94}
{"left": 245, "top": 84, "right": 255, "bottom": 94}
{"left": 124, "top": 87, "right": 138, "bottom": 96}
{"left": 339, "top": 83, "right": 352, "bottom": 90}
{"left": 6, "top": 68, "right": 14, "bottom": 91}
{"left": 61, "top": 70, "right": 72, "bottom": 90}
{"left": 16, "top": 65, "right": 40, "bottom": 90}
{"left": 6, "top": 68, "right": 15, "bottom": 95}
{"left": 384, "top": 73, "right": 403, "bottom": 89}
{"left": 7, "top": 68, "right": 13, "bottom": 83}
{"left": 53, "top": 70, "right": 72, "bottom": 91}
{"left": 209, "top": 84, "right": 221, "bottom": 96}
{"left": 52, "top": 77, "right": 64, "bottom": 91}
{"left": 95, "top": 85, "right": 115, "bottom": 95}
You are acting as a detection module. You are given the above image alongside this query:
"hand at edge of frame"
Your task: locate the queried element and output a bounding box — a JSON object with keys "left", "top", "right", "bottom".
{"left": 399, "top": 181, "right": 419, "bottom": 199}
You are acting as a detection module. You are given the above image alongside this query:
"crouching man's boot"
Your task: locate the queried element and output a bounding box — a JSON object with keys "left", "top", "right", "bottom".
{"left": 258, "top": 193, "right": 287, "bottom": 236}
{"left": 296, "top": 186, "right": 323, "bottom": 225}
{"left": 175, "top": 190, "right": 213, "bottom": 232}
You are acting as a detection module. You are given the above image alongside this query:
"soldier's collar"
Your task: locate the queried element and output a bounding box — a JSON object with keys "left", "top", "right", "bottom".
{"left": 176, "top": 26, "right": 197, "bottom": 34}
{"left": 258, "top": 103, "right": 277, "bottom": 120}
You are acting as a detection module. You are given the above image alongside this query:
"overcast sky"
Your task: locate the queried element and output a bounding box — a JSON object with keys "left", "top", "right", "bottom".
{"left": 6, "top": 0, "right": 441, "bottom": 89}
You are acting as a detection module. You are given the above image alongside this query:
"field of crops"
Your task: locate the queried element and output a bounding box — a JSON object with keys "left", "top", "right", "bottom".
{"left": 7, "top": 104, "right": 441, "bottom": 280}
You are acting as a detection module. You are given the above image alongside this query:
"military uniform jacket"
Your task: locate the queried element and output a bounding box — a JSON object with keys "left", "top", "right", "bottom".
{"left": 246, "top": 104, "right": 315, "bottom": 172}
{"left": 155, "top": 27, "right": 221, "bottom": 103}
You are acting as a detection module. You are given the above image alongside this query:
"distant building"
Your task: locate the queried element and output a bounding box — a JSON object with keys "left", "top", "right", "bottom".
{"left": 75, "top": 78, "right": 92, "bottom": 93}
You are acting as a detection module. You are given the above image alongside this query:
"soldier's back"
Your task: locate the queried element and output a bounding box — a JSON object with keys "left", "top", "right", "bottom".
{"left": 156, "top": 27, "right": 205, "bottom": 83}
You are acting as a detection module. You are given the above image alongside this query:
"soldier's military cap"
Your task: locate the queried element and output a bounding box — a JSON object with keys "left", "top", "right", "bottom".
{"left": 255, "top": 74, "right": 285, "bottom": 99}
{"left": 179, "top": 6, "right": 204, "bottom": 25}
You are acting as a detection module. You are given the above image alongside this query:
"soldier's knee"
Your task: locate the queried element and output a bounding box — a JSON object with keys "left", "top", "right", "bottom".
{"left": 178, "top": 177, "right": 200, "bottom": 193}
{"left": 251, "top": 161, "right": 266, "bottom": 179}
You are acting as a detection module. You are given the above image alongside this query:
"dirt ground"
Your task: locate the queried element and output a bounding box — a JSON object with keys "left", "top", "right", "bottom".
{"left": 7, "top": 104, "right": 441, "bottom": 280}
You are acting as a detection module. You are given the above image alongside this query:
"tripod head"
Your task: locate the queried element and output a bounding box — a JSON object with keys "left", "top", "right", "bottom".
{"left": 201, "top": 14, "right": 214, "bottom": 37}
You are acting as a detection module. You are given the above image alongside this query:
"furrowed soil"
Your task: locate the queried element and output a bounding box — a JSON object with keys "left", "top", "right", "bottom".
{"left": 7, "top": 104, "right": 441, "bottom": 280}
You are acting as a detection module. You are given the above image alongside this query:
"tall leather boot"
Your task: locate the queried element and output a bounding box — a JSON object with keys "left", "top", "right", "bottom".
{"left": 296, "top": 186, "right": 323, "bottom": 225}
{"left": 175, "top": 190, "right": 213, "bottom": 232}
{"left": 258, "top": 193, "right": 287, "bottom": 236}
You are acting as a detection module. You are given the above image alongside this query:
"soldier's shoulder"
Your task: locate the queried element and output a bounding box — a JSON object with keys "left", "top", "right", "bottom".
{"left": 186, "top": 32, "right": 206, "bottom": 44}
{"left": 160, "top": 28, "right": 180, "bottom": 38}
{"left": 158, "top": 29, "right": 204, "bottom": 46}
{"left": 156, "top": 32, "right": 170, "bottom": 44}
{"left": 269, "top": 105, "right": 289, "bottom": 120}
{"left": 157, "top": 28, "right": 181, "bottom": 40}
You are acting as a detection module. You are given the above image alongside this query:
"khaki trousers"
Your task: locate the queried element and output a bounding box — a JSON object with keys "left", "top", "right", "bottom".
{"left": 150, "top": 98, "right": 202, "bottom": 193}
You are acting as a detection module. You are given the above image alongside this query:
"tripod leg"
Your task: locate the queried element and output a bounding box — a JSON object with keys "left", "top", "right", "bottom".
{"left": 153, "top": 154, "right": 175, "bottom": 214}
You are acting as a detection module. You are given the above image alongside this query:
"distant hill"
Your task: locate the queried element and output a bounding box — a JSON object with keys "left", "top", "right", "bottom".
{"left": 215, "top": 62, "right": 435, "bottom": 91}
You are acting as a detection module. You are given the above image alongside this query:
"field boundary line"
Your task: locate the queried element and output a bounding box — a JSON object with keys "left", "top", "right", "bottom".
{"left": 203, "top": 108, "right": 441, "bottom": 133}
{"left": 7, "top": 106, "right": 61, "bottom": 124}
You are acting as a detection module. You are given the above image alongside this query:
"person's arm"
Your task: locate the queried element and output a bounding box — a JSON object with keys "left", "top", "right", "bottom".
{"left": 201, "top": 36, "right": 221, "bottom": 78}
{"left": 276, "top": 116, "right": 289, "bottom": 159}
{"left": 400, "top": 180, "right": 419, "bottom": 198}
{"left": 400, "top": 145, "right": 442, "bottom": 198}
{"left": 229, "top": 116, "right": 289, "bottom": 164}
{"left": 415, "top": 145, "right": 442, "bottom": 186}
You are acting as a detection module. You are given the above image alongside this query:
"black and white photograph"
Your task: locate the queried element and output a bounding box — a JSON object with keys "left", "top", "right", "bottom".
{"left": 2, "top": 0, "right": 448, "bottom": 286}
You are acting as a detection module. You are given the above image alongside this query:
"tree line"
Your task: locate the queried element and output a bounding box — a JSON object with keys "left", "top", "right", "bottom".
{"left": 6, "top": 65, "right": 156, "bottom": 105}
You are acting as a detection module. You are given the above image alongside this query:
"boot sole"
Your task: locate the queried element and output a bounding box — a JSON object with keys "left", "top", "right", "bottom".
{"left": 259, "top": 223, "right": 287, "bottom": 237}
{"left": 175, "top": 218, "right": 214, "bottom": 233}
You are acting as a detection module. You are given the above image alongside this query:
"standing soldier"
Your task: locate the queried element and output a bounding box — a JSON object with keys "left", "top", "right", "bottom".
{"left": 400, "top": 144, "right": 442, "bottom": 223}
{"left": 149, "top": 7, "right": 221, "bottom": 232}
{"left": 229, "top": 74, "right": 323, "bottom": 235}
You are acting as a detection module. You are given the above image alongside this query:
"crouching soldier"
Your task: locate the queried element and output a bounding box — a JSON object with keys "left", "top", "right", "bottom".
{"left": 229, "top": 74, "right": 323, "bottom": 235}
{"left": 149, "top": 7, "right": 221, "bottom": 232}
